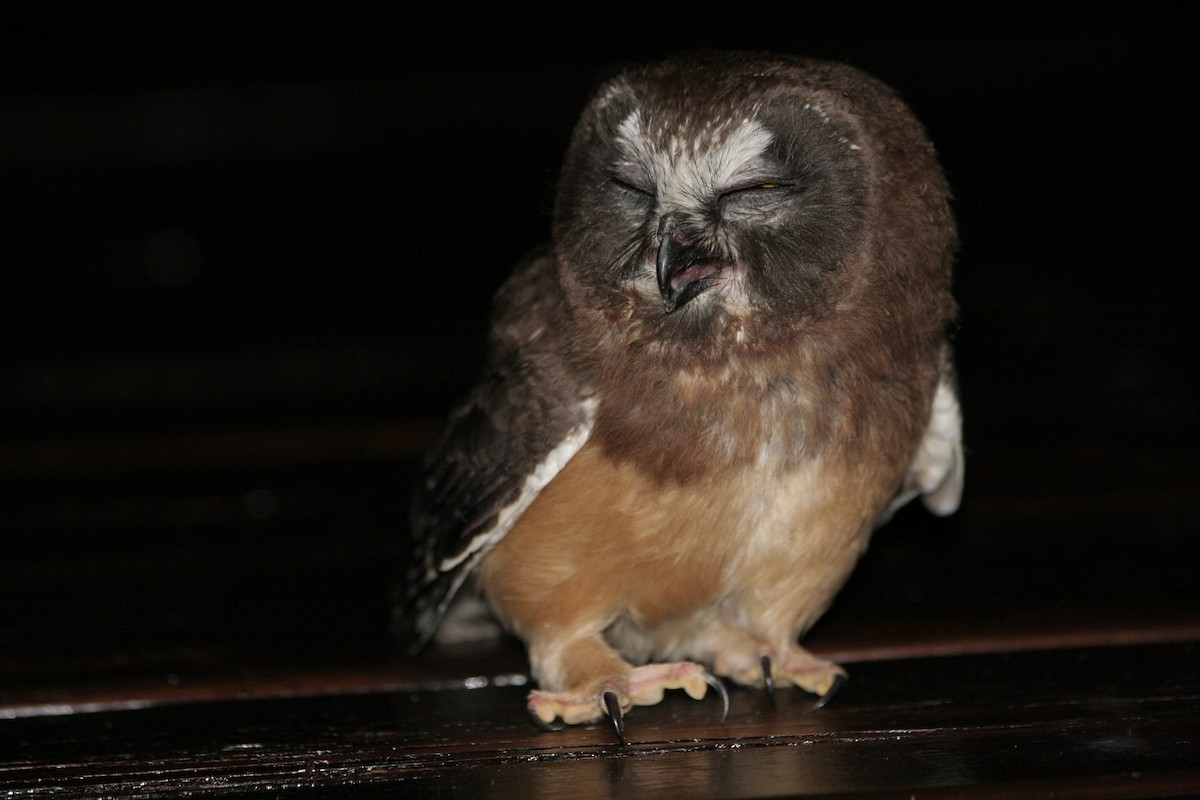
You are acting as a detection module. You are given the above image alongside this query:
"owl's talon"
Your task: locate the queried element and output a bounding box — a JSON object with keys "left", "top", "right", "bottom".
{"left": 603, "top": 690, "right": 626, "bottom": 745}
{"left": 812, "top": 672, "right": 846, "bottom": 710}
{"left": 705, "top": 671, "right": 730, "bottom": 722}
{"left": 760, "top": 653, "right": 775, "bottom": 703}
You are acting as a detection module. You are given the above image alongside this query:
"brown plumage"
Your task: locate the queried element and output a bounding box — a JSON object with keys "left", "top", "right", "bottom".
{"left": 402, "top": 51, "right": 963, "bottom": 736}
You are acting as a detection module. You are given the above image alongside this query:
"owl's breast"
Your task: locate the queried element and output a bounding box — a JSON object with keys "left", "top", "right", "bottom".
{"left": 590, "top": 354, "right": 823, "bottom": 485}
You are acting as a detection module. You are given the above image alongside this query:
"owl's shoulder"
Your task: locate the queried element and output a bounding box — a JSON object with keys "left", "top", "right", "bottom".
{"left": 486, "top": 244, "right": 566, "bottom": 355}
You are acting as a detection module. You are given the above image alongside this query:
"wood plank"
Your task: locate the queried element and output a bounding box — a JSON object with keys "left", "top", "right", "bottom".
{"left": 1, "top": 642, "right": 1196, "bottom": 798}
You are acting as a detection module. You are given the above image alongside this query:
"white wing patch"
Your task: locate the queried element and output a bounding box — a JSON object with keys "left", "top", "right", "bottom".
{"left": 411, "top": 396, "right": 599, "bottom": 650}
{"left": 437, "top": 396, "right": 598, "bottom": 573}
{"left": 887, "top": 376, "right": 964, "bottom": 519}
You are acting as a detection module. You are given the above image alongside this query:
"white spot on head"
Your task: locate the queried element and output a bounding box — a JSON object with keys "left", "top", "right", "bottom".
{"left": 803, "top": 102, "right": 831, "bottom": 123}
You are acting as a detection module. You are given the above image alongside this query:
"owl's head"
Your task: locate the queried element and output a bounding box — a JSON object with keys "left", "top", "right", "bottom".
{"left": 552, "top": 51, "right": 953, "bottom": 355}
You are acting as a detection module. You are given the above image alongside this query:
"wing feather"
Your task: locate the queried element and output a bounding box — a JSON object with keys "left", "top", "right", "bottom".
{"left": 884, "top": 365, "right": 964, "bottom": 521}
{"left": 398, "top": 249, "right": 596, "bottom": 652}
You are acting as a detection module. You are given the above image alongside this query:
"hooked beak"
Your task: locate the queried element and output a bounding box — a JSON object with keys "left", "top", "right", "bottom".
{"left": 655, "top": 216, "right": 728, "bottom": 314}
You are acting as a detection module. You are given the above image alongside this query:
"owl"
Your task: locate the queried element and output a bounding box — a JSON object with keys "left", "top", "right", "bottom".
{"left": 401, "top": 51, "right": 962, "bottom": 742}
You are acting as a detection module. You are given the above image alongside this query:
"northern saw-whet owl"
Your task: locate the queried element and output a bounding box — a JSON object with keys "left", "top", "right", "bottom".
{"left": 400, "top": 50, "right": 963, "bottom": 743}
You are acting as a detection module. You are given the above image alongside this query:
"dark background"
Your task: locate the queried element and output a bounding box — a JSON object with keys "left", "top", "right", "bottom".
{"left": 1, "top": 4, "right": 1196, "bottom": 695}
{"left": 3, "top": 4, "right": 1195, "bottom": 436}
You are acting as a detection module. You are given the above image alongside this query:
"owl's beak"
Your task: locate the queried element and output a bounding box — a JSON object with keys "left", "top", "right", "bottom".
{"left": 656, "top": 218, "right": 723, "bottom": 314}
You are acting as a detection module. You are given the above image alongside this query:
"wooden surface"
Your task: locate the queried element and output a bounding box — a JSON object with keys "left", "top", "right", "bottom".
{"left": 3, "top": 643, "right": 1198, "bottom": 798}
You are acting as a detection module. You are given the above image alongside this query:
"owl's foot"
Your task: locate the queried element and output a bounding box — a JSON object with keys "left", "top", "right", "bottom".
{"left": 526, "top": 661, "right": 728, "bottom": 741}
{"left": 717, "top": 645, "right": 847, "bottom": 704}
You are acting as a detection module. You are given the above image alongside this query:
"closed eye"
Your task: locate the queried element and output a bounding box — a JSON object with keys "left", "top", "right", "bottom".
{"left": 718, "top": 179, "right": 803, "bottom": 215}
{"left": 721, "top": 179, "right": 798, "bottom": 198}
{"left": 607, "top": 173, "right": 654, "bottom": 196}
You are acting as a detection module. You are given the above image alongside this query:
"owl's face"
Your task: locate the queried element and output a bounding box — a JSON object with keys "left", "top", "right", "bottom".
{"left": 553, "top": 54, "right": 871, "bottom": 347}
